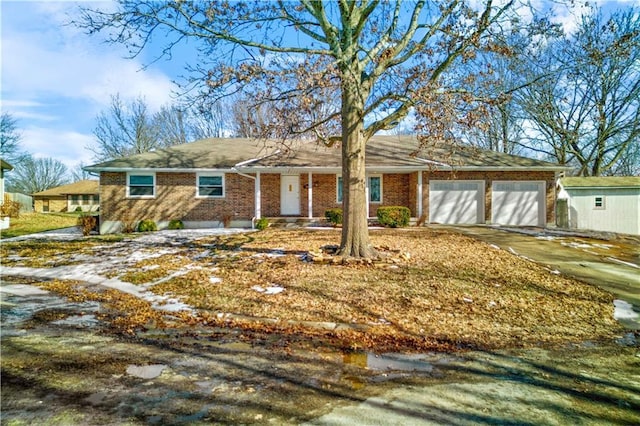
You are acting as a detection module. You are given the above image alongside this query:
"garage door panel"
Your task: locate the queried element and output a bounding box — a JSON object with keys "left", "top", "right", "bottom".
{"left": 492, "top": 181, "right": 545, "bottom": 226}
{"left": 429, "top": 181, "right": 484, "bottom": 224}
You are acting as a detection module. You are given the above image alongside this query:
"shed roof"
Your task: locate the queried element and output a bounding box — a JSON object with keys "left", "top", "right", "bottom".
{"left": 561, "top": 176, "right": 640, "bottom": 189}
{"left": 85, "top": 135, "right": 565, "bottom": 172}
{"left": 32, "top": 180, "right": 99, "bottom": 197}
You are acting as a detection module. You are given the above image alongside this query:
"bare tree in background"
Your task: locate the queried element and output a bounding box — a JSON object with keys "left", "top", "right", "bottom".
{"left": 7, "top": 155, "right": 70, "bottom": 194}
{"left": 90, "top": 94, "right": 160, "bottom": 161}
{"left": 78, "top": 0, "right": 546, "bottom": 257}
{"left": 1, "top": 113, "right": 27, "bottom": 165}
{"left": 518, "top": 7, "right": 640, "bottom": 176}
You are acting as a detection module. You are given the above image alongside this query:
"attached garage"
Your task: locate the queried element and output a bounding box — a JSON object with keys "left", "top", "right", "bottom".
{"left": 429, "top": 180, "right": 484, "bottom": 224}
{"left": 492, "top": 181, "right": 545, "bottom": 226}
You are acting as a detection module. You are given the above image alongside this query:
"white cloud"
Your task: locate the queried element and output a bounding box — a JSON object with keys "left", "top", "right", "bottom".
{"left": 1, "top": 6, "right": 174, "bottom": 113}
{"left": 22, "top": 127, "right": 95, "bottom": 168}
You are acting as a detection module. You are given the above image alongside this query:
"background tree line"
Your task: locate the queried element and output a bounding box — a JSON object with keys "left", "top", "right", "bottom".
{"left": 2, "top": 4, "right": 637, "bottom": 201}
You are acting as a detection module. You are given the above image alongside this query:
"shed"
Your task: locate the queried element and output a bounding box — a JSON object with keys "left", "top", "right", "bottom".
{"left": 558, "top": 177, "right": 640, "bottom": 235}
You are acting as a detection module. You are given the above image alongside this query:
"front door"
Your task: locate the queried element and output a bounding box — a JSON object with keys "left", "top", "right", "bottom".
{"left": 280, "top": 175, "right": 300, "bottom": 215}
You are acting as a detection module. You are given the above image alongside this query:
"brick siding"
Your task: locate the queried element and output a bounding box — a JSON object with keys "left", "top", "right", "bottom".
{"left": 100, "top": 169, "right": 557, "bottom": 226}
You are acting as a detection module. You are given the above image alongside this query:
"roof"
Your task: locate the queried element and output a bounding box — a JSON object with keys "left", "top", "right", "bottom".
{"left": 85, "top": 135, "right": 567, "bottom": 172}
{"left": 32, "top": 180, "right": 99, "bottom": 197}
{"left": 1, "top": 159, "right": 14, "bottom": 171}
{"left": 561, "top": 176, "right": 640, "bottom": 189}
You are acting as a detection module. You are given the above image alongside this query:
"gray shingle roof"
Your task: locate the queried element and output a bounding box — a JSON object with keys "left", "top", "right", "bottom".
{"left": 85, "top": 136, "right": 566, "bottom": 172}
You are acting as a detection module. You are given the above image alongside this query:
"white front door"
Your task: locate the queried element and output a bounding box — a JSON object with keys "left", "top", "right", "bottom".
{"left": 281, "top": 175, "right": 300, "bottom": 215}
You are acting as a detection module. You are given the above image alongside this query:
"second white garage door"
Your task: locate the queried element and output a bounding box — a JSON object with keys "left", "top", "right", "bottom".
{"left": 492, "top": 181, "right": 545, "bottom": 226}
{"left": 429, "top": 180, "right": 484, "bottom": 224}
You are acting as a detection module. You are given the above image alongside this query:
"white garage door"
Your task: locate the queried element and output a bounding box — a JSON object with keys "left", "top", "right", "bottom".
{"left": 429, "top": 180, "right": 484, "bottom": 224}
{"left": 492, "top": 181, "right": 545, "bottom": 226}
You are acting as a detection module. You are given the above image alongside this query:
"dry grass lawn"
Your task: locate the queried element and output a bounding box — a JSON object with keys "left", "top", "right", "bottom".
{"left": 144, "top": 228, "right": 620, "bottom": 351}
{"left": 2, "top": 228, "right": 623, "bottom": 352}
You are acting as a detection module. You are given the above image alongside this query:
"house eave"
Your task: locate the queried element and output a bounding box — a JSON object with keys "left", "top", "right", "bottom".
{"left": 85, "top": 165, "right": 567, "bottom": 174}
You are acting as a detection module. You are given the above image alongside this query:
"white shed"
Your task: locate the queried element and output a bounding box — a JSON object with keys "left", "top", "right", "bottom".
{"left": 558, "top": 177, "right": 640, "bottom": 235}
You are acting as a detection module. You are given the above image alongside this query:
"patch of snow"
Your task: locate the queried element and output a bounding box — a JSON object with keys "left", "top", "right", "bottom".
{"left": 126, "top": 364, "right": 167, "bottom": 379}
{"left": 209, "top": 277, "right": 222, "bottom": 284}
{"left": 613, "top": 299, "right": 639, "bottom": 320}
{"left": 606, "top": 257, "right": 640, "bottom": 269}
{"left": 52, "top": 314, "right": 99, "bottom": 328}
{"left": 0, "top": 284, "right": 49, "bottom": 296}
{"left": 251, "top": 284, "right": 285, "bottom": 295}
{"left": 489, "top": 244, "right": 500, "bottom": 250}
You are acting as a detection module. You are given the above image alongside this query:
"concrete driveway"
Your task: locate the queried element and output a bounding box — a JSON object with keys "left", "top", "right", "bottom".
{"left": 446, "top": 225, "right": 640, "bottom": 329}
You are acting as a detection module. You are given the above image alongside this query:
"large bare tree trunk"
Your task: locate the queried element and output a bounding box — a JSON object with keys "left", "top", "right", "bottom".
{"left": 339, "top": 80, "right": 374, "bottom": 258}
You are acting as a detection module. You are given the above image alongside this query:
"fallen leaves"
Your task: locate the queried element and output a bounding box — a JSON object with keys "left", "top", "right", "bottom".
{"left": 15, "top": 228, "right": 624, "bottom": 352}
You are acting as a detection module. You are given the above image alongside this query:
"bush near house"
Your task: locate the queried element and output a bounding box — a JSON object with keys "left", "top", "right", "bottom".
{"left": 255, "top": 217, "right": 269, "bottom": 231}
{"left": 168, "top": 219, "right": 184, "bottom": 230}
{"left": 77, "top": 214, "right": 97, "bottom": 236}
{"left": 377, "top": 206, "right": 410, "bottom": 228}
{"left": 137, "top": 219, "right": 157, "bottom": 232}
{"left": 325, "top": 208, "right": 343, "bottom": 226}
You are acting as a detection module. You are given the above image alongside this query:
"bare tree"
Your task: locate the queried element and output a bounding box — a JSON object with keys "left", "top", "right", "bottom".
{"left": 190, "top": 101, "right": 233, "bottom": 139}
{"left": 90, "top": 94, "right": 160, "bottom": 161}
{"left": 7, "top": 155, "right": 70, "bottom": 194}
{"left": 519, "top": 7, "right": 640, "bottom": 176}
{"left": 77, "top": 1, "right": 538, "bottom": 257}
{"left": 71, "top": 162, "right": 94, "bottom": 182}
{"left": 1, "top": 112, "right": 27, "bottom": 165}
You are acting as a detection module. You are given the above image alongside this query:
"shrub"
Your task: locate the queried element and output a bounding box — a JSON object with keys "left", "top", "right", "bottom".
{"left": 220, "top": 212, "right": 233, "bottom": 228}
{"left": 168, "top": 219, "right": 184, "bottom": 230}
{"left": 77, "top": 214, "right": 97, "bottom": 236}
{"left": 325, "top": 208, "right": 343, "bottom": 226}
{"left": 0, "top": 200, "right": 21, "bottom": 218}
{"left": 255, "top": 217, "right": 269, "bottom": 231}
{"left": 74, "top": 206, "right": 83, "bottom": 212}
{"left": 137, "top": 219, "right": 157, "bottom": 232}
{"left": 376, "top": 206, "right": 410, "bottom": 228}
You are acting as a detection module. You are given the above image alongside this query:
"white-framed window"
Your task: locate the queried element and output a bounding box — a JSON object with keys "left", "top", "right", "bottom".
{"left": 127, "top": 173, "right": 155, "bottom": 198}
{"left": 594, "top": 196, "right": 605, "bottom": 210}
{"left": 368, "top": 175, "right": 382, "bottom": 203}
{"left": 336, "top": 174, "right": 382, "bottom": 203}
{"left": 197, "top": 173, "right": 225, "bottom": 198}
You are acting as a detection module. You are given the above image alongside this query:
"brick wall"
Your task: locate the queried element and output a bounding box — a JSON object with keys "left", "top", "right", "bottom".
{"left": 100, "top": 169, "right": 557, "bottom": 225}
{"left": 33, "top": 196, "right": 66, "bottom": 213}
{"left": 100, "top": 172, "right": 255, "bottom": 224}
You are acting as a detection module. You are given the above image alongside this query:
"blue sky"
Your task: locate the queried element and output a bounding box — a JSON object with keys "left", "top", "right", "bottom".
{"left": 1, "top": 0, "right": 638, "bottom": 171}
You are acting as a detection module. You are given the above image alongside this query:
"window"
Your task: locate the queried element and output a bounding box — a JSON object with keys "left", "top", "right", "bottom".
{"left": 82, "top": 195, "right": 90, "bottom": 205}
{"left": 368, "top": 175, "right": 382, "bottom": 203}
{"left": 594, "top": 196, "right": 605, "bottom": 209}
{"left": 197, "top": 173, "right": 225, "bottom": 197}
{"left": 71, "top": 195, "right": 80, "bottom": 205}
{"left": 336, "top": 174, "right": 382, "bottom": 203}
{"left": 128, "top": 173, "right": 155, "bottom": 198}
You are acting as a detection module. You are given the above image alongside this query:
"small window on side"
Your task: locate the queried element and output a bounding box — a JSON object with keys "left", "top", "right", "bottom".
{"left": 197, "top": 174, "right": 225, "bottom": 198}
{"left": 594, "top": 196, "right": 605, "bottom": 209}
{"left": 128, "top": 174, "right": 155, "bottom": 198}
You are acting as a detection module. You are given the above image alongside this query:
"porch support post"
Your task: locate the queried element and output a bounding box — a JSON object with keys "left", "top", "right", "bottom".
{"left": 417, "top": 170, "right": 423, "bottom": 218}
{"left": 307, "top": 172, "right": 313, "bottom": 219}
{"left": 255, "top": 172, "right": 261, "bottom": 219}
